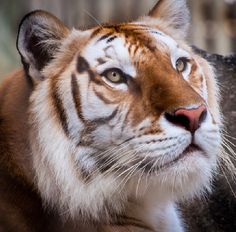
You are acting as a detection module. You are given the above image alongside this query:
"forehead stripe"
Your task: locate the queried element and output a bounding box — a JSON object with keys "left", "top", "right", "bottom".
{"left": 97, "top": 32, "right": 114, "bottom": 42}
{"left": 107, "top": 35, "right": 117, "bottom": 43}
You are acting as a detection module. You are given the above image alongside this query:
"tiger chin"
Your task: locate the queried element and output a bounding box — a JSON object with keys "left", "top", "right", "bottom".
{"left": 0, "top": 0, "right": 222, "bottom": 231}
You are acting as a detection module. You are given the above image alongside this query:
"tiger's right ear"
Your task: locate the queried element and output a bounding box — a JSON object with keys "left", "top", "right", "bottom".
{"left": 17, "top": 10, "right": 69, "bottom": 81}
{"left": 142, "top": 0, "right": 190, "bottom": 39}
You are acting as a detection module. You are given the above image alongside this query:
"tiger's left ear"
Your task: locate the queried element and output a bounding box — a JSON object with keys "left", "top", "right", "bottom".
{"left": 143, "top": 0, "right": 190, "bottom": 39}
{"left": 17, "top": 10, "right": 70, "bottom": 81}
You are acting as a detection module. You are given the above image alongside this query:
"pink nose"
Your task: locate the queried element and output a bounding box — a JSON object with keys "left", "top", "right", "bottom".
{"left": 165, "top": 105, "right": 207, "bottom": 134}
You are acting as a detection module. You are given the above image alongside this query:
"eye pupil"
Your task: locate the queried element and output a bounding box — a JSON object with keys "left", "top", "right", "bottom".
{"left": 109, "top": 71, "right": 120, "bottom": 81}
{"left": 103, "top": 69, "right": 124, "bottom": 83}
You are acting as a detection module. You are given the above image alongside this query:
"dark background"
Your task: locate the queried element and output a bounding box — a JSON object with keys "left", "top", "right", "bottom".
{"left": 0, "top": 0, "right": 236, "bottom": 231}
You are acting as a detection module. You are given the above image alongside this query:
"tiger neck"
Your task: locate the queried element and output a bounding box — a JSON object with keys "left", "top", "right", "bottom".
{"left": 105, "top": 197, "right": 183, "bottom": 232}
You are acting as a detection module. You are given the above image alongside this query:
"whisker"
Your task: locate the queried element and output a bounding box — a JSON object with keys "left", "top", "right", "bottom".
{"left": 222, "top": 136, "right": 236, "bottom": 148}
{"left": 135, "top": 153, "right": 150, "bottom": 197}
{"left": 83, "top": 9, "right": 103, "bottom": 28}
{"left": 219, "top": 166, "right": 236, "bottom": 198}
{"left": 221, "top": 141, "right": 236, "bottom": 161}
{"left": 118, "top": 159, "right": 141, "bottom": 193}
{"left": 86, "top": 148, "right": 136, "bottom": 184}
{"left": 221, "top": 130, "right": 236, "bottom": 140}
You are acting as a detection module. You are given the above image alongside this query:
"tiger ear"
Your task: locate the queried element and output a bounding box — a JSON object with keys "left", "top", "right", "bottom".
{"left": 17, "top": 10, "right": 69, "bottom": 81}
{"left": 144, "top": 0, "right": 190, "bottom": 39}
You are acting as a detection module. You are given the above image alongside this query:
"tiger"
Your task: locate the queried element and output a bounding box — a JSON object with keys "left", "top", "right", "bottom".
{"left": 0, "top": 0, "right": 222, "bottom": 231}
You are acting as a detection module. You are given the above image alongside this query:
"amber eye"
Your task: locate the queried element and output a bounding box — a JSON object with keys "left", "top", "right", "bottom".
{"left": 102, "top": 68, "right": 126, "bottom": 84}
{"left": 176, "top": 58, "right": 189, "bottom": 73}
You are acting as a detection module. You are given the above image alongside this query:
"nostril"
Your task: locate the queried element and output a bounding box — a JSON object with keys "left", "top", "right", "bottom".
{"left": 164, "top": 112, "right": 190, "bottom": 130}
{"left": 199, "top": 109, "right": 207, "bottom": 124}
{"left": 164, "top": 105, "right": 207, "bottom": 133}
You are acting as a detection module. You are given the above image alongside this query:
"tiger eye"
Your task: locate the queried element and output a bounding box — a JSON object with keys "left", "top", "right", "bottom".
{"left": 176, "top": 58, "right": 187, "bottom": 73}
{"left": 106, "top": 70, "right": 122, "bottom": 83}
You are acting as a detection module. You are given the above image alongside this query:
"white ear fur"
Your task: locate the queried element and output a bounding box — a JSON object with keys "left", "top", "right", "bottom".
{"left": 17, "top": 10, "right": 69, "bottom": 81}
{"left": 143, "top": 0, "right": 190, "bottom": 39}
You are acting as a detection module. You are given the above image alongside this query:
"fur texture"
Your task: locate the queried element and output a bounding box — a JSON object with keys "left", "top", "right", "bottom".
{"left": 0, "top": 1, "right": 222, "bottom": 231}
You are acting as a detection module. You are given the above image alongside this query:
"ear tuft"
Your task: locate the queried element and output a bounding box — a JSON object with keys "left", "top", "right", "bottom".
{"left": 17, "top": 10, "right": 69, "bottom": 80}
{"left": 145, "top": 0, "right": 190, "bottom": 39}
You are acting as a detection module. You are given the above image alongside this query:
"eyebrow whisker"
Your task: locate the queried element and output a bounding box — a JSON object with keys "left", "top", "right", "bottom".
{"left": 83, "top": 9, "right": 103, "bottom": 29}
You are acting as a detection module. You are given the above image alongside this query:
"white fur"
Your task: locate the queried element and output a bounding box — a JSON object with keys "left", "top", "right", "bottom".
{"left": 29, "top": 14, "right": 221, "bottom": 232}
{"left": 77, "top": 72, "right": 117, "bottom": 121}
{"left": 30, "top": 80, "right": 127, "bottom": 220}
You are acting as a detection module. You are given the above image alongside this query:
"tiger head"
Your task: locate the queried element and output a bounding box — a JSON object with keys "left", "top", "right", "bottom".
{"left": 17, "top": 0, "right": 222, "bottom": 222}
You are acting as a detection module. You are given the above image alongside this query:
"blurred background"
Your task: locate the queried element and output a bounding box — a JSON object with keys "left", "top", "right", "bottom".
{"left": 0, "top": 0, "right": 236, "bottom": 78}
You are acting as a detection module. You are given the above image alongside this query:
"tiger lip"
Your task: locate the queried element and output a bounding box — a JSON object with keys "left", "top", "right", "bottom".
{"left": 138, "top": 143, "right": 204, "bottom": 173}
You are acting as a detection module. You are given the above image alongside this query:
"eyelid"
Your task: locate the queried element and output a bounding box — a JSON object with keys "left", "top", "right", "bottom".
{"left": 176, "top": 57, "right": 191, "bottom": 65}
{"left": 180, "top": 57, "right": 191, "bottom": 62}
{"left": 101, "top": 68, "right": 124, "bottom": 77}
{"left": 96, "top": 61, "right": 120, "bottom": 74}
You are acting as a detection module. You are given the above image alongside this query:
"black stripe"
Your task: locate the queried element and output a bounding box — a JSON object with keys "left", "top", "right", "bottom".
{"left": 71, "top": 74, "right": 86, "bottom": 123}
{"left": 97, "top": 58, "right": 107, "bottom": 65}
{"left": 93, "top": 108, "right": 118, "bottom": 125}
{"left": 77, "top": 56, "right": 90, "bottom": 73}
{"left": 77, "top": 56, "right": 102, "bottom": 85}
{"left": 51, "top": 80, "right": 69, "bottom": 136}
{"left": 93, "top": 88, "right": 116, "bottom": 104}
{"left": 150, "top": 30, "right": 163, "bottom": 36}
{"left": 97, "top": 32, "right": 113, "bottom": 42}
{"left": 107, "top": 36, "right": 117, "bottom": 43}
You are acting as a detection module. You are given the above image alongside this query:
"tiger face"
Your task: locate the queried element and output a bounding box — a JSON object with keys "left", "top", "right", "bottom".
{"left": 71, "top": 25, "right": 221, "bottom": 193}
{"left": 17, "top": 0, "right": 221, "bottom": 223}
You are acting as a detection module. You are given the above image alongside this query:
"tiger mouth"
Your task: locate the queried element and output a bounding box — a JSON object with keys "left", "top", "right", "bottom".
{"left": 176, "top": 143, "right": 203, "bottom": 161}
{"left": 137, "top": 143, "right": 204, "bottom": 173}
{"left": 182, "top": 144, "right": 202, "bottom": 155}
